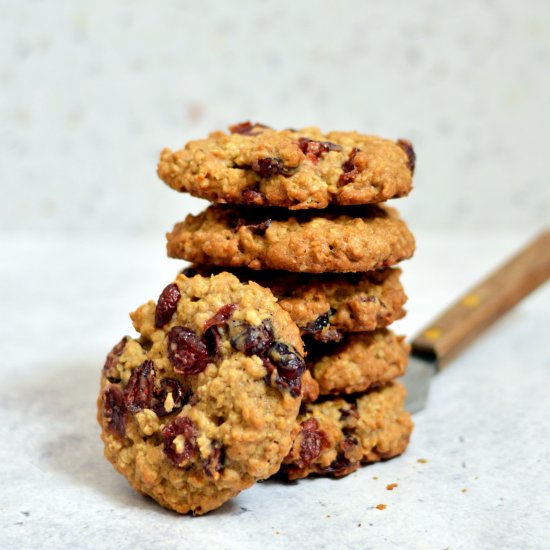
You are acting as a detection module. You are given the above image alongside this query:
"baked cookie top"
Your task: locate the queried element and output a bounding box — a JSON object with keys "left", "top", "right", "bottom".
{"left": 281, "top": 383, "right": 413, "bottom": 480}
{"left": 98, "top": 272, "right": 306, "bottom": 515}
{"left": 183, "top": 265, "right": 407, "bottom": 341}
{"left": 157, "top": 123, "right": 415, "bottom": 210}
{"left": 306, "top": 330, "right": 409, "bottom": 395}
{"left": 167, "top": 204, "right": 415, "bottom": 273}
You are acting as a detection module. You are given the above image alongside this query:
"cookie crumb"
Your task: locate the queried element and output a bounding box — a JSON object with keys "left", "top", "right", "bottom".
{"left": 417, "top": 458, "right": 428, "bottom": 464}
{"left": 461, "top": 488, "right": 468, "bottom": 493}
{"left": 386, "top": 483, "right": 398, "bottom": 491}
{"left": 376, "top": 504, "right": 387, "bottom": 510}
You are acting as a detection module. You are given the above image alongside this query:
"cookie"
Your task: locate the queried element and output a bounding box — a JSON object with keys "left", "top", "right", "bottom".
{"left": 306, "top": 330, "right": 409, "bottom": 395}
{"left": 167, "top": 204, "right": 415, "bottom": 273}
{"left": 301, "top": 370, "right": 320, "bottom": 403}
{"left": 183, "top": 265, "right": 407, "bottom": 341}
{"left": 97, "top": 272, "right": 306, "bottom": 515}
{"left": 281, "top": 383, "right": 413, "bottom": 480}
{"left": 158, "top": 123, "right": 414, "bottom": 210}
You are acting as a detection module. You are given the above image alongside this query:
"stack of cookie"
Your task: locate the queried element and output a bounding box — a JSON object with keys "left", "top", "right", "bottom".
{"left": 97, "top": 122, "right": 416, "bottom": 516}
{"left": 158, "top": 123, "right": 415, "bottom": 479}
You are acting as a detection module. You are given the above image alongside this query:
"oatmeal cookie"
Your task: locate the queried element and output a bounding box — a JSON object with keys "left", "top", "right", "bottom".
{"left": 281, "top": 383, "right": 413, "bottom": 480}
{"left": 98, "top": 272, "right": 306, "bottom": 515}
{"left": 307, "top": 330, "right": 409, "bottom": 395}
{"left": 157, "top": 123, "right": 414, "bottom": 209}
{"left": 183, "top": 265, "right": 407, "bottom": 341}
{"left": 167, "top": 204, "right": 415, "bottom": 273}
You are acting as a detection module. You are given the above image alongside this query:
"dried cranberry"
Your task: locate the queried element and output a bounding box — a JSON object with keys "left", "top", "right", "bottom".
{"left": 103, "top": 336, "right": 129, "bottom": 380}
{"left": 203, "top": 304, "right": 237, "bottom": 332}
{"left": 168, "top": 326, "right": 210, "bottom": 375}
{"left": 244, "top": 218, "right": 272, "bottom": 235}
{"left": 320, "top": 452, "right": 356, "bottom": 476}
{"left": 233, "top": 213, "right": 273, "bottom": 235}
{"left": 202, "top": 442, "right": 225, "bottom": 477}
{"left": 162, "top": 416, "right": 197, "bottom": 465}
{"left": 151, "top": 378, "right": 187, "bottom": 417}
{"left": 341, "top": 434, "right": 359, "bottom": 454}
{"left": 265, "top": 342, "right": 306, "bottom": 397}
{"left": 124, "top": 360, "right": 156, "bottom": 413}
{"left": 102, "top": 386, "right": 126, "bottom": 437}
{"left": 301, "top": 312, "right": 330, "bottom": 334}
{"left": 297, "top": 137, "right": 342, "bottom": 163}
{"left": 296, "top": 418, "right": 329, "bottom": 468}
{"left": 251, "top": 157, "right": 293, "bottom": 178}
{"left": 339, "top": 407, "right": 360, "bottom": 422}
{"left": 229, "top": 121, "right": 269, "bottom": 135}
{"left": 203, "top": 304, "right": 237, "bottom": 356}
{"left": 339, "top": 147, "right": 361, "bottom": 185}
{"left": 155, "top": 283, "right": 181, "bottom": 328}
{"left": 229, "top": 319, "right": 274, "bottom": 356}
{"left": 242, "top": 188, "right": 264, "bottom": 205}
{"left": 397, "top": 139, "right": 416, "bottom": 174}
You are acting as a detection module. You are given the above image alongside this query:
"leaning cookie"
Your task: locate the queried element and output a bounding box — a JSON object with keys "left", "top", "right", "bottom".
{"left": 158, "top": 123, "right": 414, "bottom": 210}
{"left": 281, "top": 383, "right": 413, "bottom": 480}
{"left": 307, "top": 330, "right": 409, "bottom": 395}
{"left": 183, "top": 265, "right": 407, "bottom": 342}
{"left": 167, "top": 204, "right": 415, "bottom": 273}
{"left": 97, "top": 272, "right": 306, "bottom": 515}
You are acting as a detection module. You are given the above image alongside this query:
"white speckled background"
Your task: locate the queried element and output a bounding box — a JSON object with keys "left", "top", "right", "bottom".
{"left": 1, "top": 1, "right": 549, "bottom": 549}
{"left": 2, "top": 0, "right": 549, "bottom": 236}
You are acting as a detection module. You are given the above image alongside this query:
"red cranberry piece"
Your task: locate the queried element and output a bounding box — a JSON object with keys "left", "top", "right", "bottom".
{"left": 320, "top": 452, "right": 356, "bottom": 476}
{"left": 297, "top": 137, "right": 342, "bottom": 163}
{"left": 244, "top": 218, "right": 272, "bottom": 235}
{"left": 229, "top": 121, "right": 270, "bottom": 135}
{"left": 339, "top": 406, "right": 360, "bottom": 422}
{"left": 168, "top": 326, "right": 210, "bottom": 375}
{"left": 203, "top": 304, "right": 237, "bottom": 332}
{"left": 229, "top": 319, "right": 274, "bottom": 356}
{"left": 233, "top": 213, "right": 273, "bottom": 235}
{"left": 341, "top": 433, "right": 359, "bottom": 454}
{"left": 296, "top": 417, "right": 330, "bottom": 468}
{"left": 339, "top": 147, "right": 361, "bottom": 185}
{"left": 102, "top": 386, "right": 126, "bottom": 437}
{"left": 162, "top": 416, "right": 198, "bottom": 465}
{"left": 396, "top": 139, "right": 416, "bottom": 174}
{"left": 124, "top": 360, "right": 156, "bottom": 413}
{"left": 151, "top": 378, "right": 187, "bottom": 417}
{"left": 265, "top": 341, "right": 306, "bottom": 397}
{"left": 155, "top": 283, "right": 181, "bottom": 329}
{"left": 301, "top": 312, "right": 331, "bottom": 334}
{"left": 251, "top": 157, "right": 293, "bottom": 178}
{"left": 242, "top": 188, "right": 264, "bottom": 205}
{"left": 203, "top": 304, "right": 237, "bottom": 355}
{"left": 202, "top": 441, "right": 225, "bottom": 477}
{"left": 103, "top": 336, "right": 129, "bottom": 380}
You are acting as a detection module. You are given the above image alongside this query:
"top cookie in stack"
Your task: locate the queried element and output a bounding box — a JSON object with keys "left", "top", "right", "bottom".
{"left": 158, "top": 121, "right": 415, "bottom": 210}
{"left": 158, "top": 122, "right": 415, "bottom": 479}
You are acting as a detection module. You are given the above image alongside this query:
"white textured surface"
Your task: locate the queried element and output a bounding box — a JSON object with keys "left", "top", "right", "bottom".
{"left": 2, "top": 0, "right": 550, "bottom": 235}
{"left": 1, "top": 232, "right": 549, "bottom": 550}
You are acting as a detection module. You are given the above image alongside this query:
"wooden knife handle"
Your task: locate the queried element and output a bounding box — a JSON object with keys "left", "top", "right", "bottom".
{"left": 411, "top": 229, "right": 550, "bottom": 367}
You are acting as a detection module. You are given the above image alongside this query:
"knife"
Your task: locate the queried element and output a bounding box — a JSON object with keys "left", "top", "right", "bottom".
{"left": 402, "top": 229, "right": 550, "bottom": 413}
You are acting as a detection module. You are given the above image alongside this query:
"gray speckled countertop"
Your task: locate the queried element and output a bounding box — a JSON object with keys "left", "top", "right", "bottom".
{"left": 1, "top": 231, "right": 548, "bottom": 550}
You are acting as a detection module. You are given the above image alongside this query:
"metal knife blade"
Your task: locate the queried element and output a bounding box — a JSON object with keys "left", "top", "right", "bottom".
{"left": 401, "top": 354, "right": 437, "bottom": 413}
